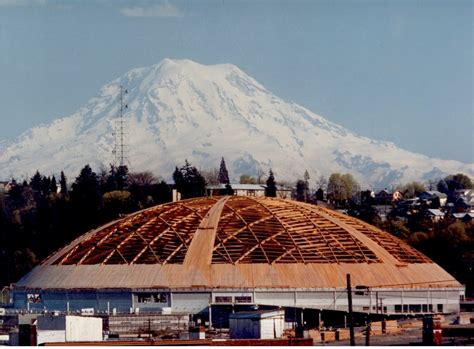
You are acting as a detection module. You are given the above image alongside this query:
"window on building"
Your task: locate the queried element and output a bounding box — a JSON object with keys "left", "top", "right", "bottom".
{"left": 409, "top": 304, "right": 421, "bottom": 313}
{"left": 422, "top": 304, "right": 428, "bottom": 312}
{"left": 437, "top": 304, "right": 443, "bottom": 313}
{"left": 429, "top": 304, "right": 433, "bottom": 312}
{"left": 403, "top": 304, "right": 409, "bottom": 312}
{"left": 394, "top": 305, "right": 402, "bottom": 313}
{"left": 27, "top": 293, "right": 42, "bottom": 304}
{"left": 235, "top": 296, "right": 252, "bottom": 303}
{"left": 215, "top": 296, "right": 232, "bottom": 303}
{"left": 137, "top": 293, "right": 168, "bottom": 303}
{"left": 362, "top": 306, "right": 370, "bottom": 311}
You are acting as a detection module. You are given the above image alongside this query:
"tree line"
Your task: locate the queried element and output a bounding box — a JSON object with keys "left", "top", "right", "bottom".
{"left": 0, "top": 164, "right": 173, "bottom": 287}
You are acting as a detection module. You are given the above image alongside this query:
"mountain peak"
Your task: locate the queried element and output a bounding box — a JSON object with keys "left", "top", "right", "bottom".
{"left": 0, "top": 59, "right": 472, "bottom": 187}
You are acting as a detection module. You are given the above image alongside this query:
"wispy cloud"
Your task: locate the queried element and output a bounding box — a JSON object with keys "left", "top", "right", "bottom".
{"left": 120, "top": 2, "right": 183, "bottom": 18}
{"left": 0, "top": 0, "right": 46, "bottom": 7}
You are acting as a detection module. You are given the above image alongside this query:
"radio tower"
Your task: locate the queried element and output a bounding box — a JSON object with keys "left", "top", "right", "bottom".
{"left": 113, "top": 85, "right": 128, "bottom": 167}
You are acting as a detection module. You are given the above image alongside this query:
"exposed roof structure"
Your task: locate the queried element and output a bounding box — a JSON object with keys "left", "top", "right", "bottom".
{"left": 16, "top": 196, "right": 461, "bottom": 290}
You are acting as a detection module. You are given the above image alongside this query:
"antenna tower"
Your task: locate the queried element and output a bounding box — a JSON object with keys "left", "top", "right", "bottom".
{"left": 113, "top": 85, "right": 128, "bottom": 167}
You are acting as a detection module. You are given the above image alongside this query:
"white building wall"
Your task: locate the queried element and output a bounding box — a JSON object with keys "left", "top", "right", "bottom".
{"left": 37, "top": 331, "right": 66, "bottom": 345}
{"left": 256, "top": 292, "right": 295, "bottom": 306}
{"left": 36, "top": 315, "right": 102, "bottom": 344}
{"left": 259, "top": 315, "right": 284, "bottom": 339}
{"left": 172, "top": 292, "right": 211, "bottom": 313}
{"left": 65, "top": 316, "right": 102, "bottom": 342}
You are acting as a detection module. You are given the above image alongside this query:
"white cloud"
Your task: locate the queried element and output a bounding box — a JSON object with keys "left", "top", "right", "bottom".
{"left": 0, "top": 0, "right": 46, "bottom": 7}
{"left": 120, "top": 2, "right": 182, "bottom": 18}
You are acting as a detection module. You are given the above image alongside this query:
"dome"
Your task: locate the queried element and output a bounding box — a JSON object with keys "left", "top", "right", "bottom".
{"left": 50, "top": 196, "right": 427, "bottom": 265}
{"left": 16, "top": 196, "right": 460, "bottom": 290}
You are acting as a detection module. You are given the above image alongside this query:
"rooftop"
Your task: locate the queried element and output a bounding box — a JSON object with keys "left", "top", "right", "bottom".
{"left": 16, "top": 196, "right": 461, "bottom": 290}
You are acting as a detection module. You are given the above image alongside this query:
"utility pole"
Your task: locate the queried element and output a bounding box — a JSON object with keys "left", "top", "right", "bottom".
{"left": 347, "top": 273, "right": 356, "bottom": 346}
{"left": 365, "top": 317, "right": 371, "bottom": 346}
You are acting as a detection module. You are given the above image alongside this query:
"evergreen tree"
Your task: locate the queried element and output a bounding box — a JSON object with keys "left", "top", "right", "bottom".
{"left": 105, "top": 165, "right": 117, "bottom": 192}
{"left": 50, "top": 176, "right": 58, "bottom": 194}
{"left": 173, "top": 160, "right": 206, "bottom": 199}
{"left": 225, "top": 183, "right": 234, "bottom": 196}
{"left": 304, "top": 170, "right": 310, "bottom": 183}
{"left": 265, "top": 169, "right": 277, "bottom": 197}
{"left": 154, "top": 180, "right": 172, "bottom": 204}
{"left": 303, "top": 170, "right": 310, "bottom": 202}
{"left": 295, "top": 180, "right": 308, "bottom": 202}
{"left": 41, "top": 176, "right": 51, "bottom": 197}
{"left": 115, "top": 165, "right": 129, "bottom": 191}
{"left": 71, "top": 165, "right": 101, "bottom": 229}
{"left": 218, "top": 157, "right": 230, "bottom": 184}
{"left": 30, "top": 171, "right": 42, "bottom": 193}
{"left": 315, "top": 188, "right": 324, "bottom": 201}
{"left": 5, "top": 180, "right": 27, "bottom": 211}
{"left": 59, "top": 171, "right": 68, "bottom": 196}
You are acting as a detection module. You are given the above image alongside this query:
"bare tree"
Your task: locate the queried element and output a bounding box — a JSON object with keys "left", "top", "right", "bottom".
{"left": 240, "top": 174, "right": 257, "bottom": 184}
{"left": 201, "top": 168, "right": 219, "bottom": 185}
{"left": 316, "top": 175, "right": 327, "bottom": 191}
{"left": 128, "top": 171, "right": 158, "bottom": 187}
{"left": 256, "top": 167, "right": 265, "bottom": 184}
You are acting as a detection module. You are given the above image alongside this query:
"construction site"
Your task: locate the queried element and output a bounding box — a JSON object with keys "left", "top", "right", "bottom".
{"left": 2, "top": 196, "right": 472, "bottom": 345}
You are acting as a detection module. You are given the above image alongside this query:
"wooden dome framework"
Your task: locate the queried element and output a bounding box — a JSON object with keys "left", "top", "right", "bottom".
{"left": 48, "top": 196, "right": 431, "bottom": 267}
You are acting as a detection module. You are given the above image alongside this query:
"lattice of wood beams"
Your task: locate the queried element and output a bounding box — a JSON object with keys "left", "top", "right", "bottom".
{"left": 52, "top": 197, "right": 217, "bottom": 265}
{"left": 317, "top": 206, "right": 432, "bottom": 264}
{"left": 212, "top": 196, "right": 381, "bottom": 264}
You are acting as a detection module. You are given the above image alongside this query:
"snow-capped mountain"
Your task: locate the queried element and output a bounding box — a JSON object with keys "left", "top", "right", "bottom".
{"left": 0, "top": 58, "right": 472, "bottom": 188}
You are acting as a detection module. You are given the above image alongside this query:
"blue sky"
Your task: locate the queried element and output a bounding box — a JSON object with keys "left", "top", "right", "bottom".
{"left": 0, "top": 0, "right": 472, "bottom": 163}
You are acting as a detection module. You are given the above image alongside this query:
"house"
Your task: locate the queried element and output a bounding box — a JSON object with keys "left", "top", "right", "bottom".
{"left": 397, "top": 198, "right": 420, "bottom": 209}
{"left": 395, "top": 198, "right": 421, "bottom": 218}
{"left": 452, "top": 212, "right": 474, "bottom": 223}
{"left": 392, "top": 190, "right": 403, "bottom": 202}
{"left": 453, "top": 197, "right": 471, "bottom": 213}
{"left": 374, "top": 189, "right": 403, "bottom": 204}
{"left": 456, "top": 189, "right": 474, "bottom": 209}
{"left": 418, "top": 191, "right": 448, "bottom": 207}
{"left": 426, "top": 209, "right": 445, "bottom": 222}
{"left": 375, "top": 190, "right": 392, "bottom": 205}
{"left": 206, "top": 184, "right": 292, "bottom": 199}
{"left": 454, "top": 189, "right": 474, "bottom": 199}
